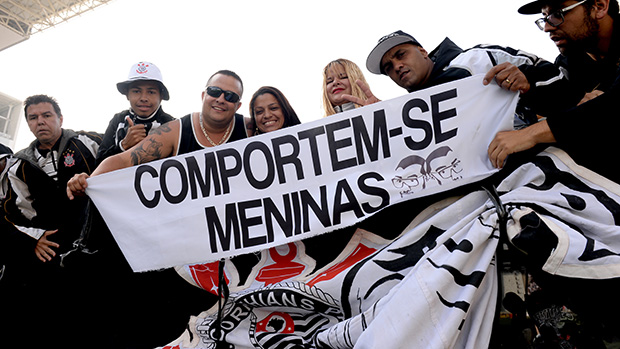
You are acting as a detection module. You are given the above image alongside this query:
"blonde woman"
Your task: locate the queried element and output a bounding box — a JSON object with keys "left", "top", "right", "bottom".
{"left": 322, "top": 58, "right": 373, "bottom": 116}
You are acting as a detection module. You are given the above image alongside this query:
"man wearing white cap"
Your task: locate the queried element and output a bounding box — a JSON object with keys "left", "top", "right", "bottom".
{"left": 97, "top": 61, "right": 175, "bottom": 163}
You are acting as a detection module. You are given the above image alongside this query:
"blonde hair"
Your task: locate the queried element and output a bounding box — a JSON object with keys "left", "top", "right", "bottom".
{"left": 322, "top": 59, "right": 369, "bottom": 117}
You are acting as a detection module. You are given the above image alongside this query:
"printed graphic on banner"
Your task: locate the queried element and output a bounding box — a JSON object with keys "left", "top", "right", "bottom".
{"left": 87, "top": 75, "right": 517, "bottom": 272}
{"left": 166, "top": 147, "right": 620, "bottom": 349}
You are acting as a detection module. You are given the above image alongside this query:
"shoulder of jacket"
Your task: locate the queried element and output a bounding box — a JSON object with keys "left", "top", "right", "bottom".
{"left": 64, "top": 129, "right": 103, "bottom": 145}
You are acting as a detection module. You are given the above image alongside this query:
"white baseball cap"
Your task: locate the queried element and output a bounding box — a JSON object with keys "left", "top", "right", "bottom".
{"left": 116, "top": 61, "right": 170, "bottom": 100}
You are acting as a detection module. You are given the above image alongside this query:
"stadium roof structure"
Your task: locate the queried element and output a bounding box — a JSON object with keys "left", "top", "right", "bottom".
{"left": 0, "top": 0, "right": 112, "bottom": 52}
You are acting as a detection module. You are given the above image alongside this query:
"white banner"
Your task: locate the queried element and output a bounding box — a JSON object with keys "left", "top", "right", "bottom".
{"left": 87, "top": 75, "right": 517, "bottom": 272}
{"left": 162, "top": 147, "right": 620, "bottom": 349}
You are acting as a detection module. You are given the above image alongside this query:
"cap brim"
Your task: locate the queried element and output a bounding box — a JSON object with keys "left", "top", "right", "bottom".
{"left": 518, "top": 0, "right": 546, "bottom": 14}
{"left": 366, "top": 36, "right": 417, "bottom": 74}
{"left": 116, "top": 79, "right": 170, "bottom": 100}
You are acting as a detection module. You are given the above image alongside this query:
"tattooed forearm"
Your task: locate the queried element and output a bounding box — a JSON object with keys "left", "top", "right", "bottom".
{"left": 130, "top": 138, "right": 164, "bottom": 165}
{"left": 150, "top": 123, "right": 172, "bottom": 136}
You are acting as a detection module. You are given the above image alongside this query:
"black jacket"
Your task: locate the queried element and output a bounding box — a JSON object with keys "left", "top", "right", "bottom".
{"left": 544, "top": 21, "right": 620, "bottom": 183}
{"left": 420, "top": 38, "right": 579, "bottom": 118}
{"left": 97, "top": 107, "right": 174, "bottom": 164}
{"left": 4, "top": 129, "right": 102, "bottom": 255}
{"left": 554, "top": 19, "right": 620, "bottom": 96}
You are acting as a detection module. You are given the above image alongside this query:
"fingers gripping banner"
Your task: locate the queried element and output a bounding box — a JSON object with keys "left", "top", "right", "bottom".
{"left": 87, "top": 75, "right": 517, "bottom": 272}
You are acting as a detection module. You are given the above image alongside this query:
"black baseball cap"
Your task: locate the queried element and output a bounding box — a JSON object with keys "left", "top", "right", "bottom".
{"left": 366, "top": 30, "right": 422, "bottom": 75}
{"left": 518, "top": 0, "right": 565, "bottom": 14}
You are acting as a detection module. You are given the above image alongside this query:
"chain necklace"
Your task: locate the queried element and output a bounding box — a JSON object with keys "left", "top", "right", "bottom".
{"left": 199, "top": 112, "right": 233, "bottom": 147}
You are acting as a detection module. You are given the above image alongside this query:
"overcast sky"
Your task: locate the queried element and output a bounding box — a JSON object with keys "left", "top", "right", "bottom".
{"left": 0, "top": 0, "right": 558, "bottom": 151}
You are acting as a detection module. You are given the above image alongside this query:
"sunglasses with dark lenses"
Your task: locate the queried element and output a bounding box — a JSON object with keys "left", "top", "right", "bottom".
{"left": 535, "top": 0, "right": 587, "bottom": 30}
{"left": 205, "top": 86, "right": 241, "bottom": 103}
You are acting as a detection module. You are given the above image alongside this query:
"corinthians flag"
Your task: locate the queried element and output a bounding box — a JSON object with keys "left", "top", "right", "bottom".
{"left": 86, "top": 76, "right": 620, "bottom": 348}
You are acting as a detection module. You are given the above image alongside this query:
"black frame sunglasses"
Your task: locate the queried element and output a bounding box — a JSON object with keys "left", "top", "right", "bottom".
{"left": 205, "top": 86, "right": 241, "bottom": 103}
{"left": 535, "top": 0, "right": 587, "bottom": 30}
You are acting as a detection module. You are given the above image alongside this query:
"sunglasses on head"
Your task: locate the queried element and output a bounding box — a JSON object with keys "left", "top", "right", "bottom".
{"left": 205, "top": 86, "right": 241, "bottom": 103}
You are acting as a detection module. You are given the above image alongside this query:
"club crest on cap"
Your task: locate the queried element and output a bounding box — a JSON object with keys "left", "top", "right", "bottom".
{"left": 117, "top": 61, "right": 170, "bottom": 100}
{"left": 136, "top": 62, "right": 150, "bottom": 74}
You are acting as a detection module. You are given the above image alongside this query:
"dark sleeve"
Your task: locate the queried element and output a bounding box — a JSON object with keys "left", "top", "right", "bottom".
{"left": 2, "top": 162, "right": 42, "bottom": 232}
{"left": 478, "top": 45, "right": 583, "bottom": 116}
{"left": 158, "top": 111, "right": 175, "bottom": 124}
{"left": 0, "top": 212, "right": 38, "bottom": 263}
{"left": 96, "top": 112, "right": 127, "bottom": 164}
{"left": 544, "top": 71, "right": 620, "bottom": 181}
{"left": 518, "top": 60, "right": 584, "bottom": 116}
{"left": 547, "top": 73, "right": 620, "bottom": 145}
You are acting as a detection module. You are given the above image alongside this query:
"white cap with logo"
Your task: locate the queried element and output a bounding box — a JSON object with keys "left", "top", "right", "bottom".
{"left": 116, "top": 61, "right": 170, "bottom": 100}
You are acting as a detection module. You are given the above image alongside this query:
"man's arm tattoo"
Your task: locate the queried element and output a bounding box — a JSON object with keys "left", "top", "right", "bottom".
{"left": 151, "top": 123, "right": 172, "bottom": 136}
{"left": 130, "top": 138, "right": 164, "bottom": 165}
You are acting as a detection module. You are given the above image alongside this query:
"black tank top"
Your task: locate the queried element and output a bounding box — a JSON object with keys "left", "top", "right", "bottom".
{"left": 176, "top": 113, "right": 247, "bottom": 155}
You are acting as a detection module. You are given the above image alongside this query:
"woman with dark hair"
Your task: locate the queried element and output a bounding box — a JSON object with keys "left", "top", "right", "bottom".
{"left": 247, "top": 86, "right": 301, "bottom": 136}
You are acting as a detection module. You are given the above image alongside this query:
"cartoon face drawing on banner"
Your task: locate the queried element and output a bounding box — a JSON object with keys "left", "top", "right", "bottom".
{"left": 436, "top": 158, "right": 463, "bottom": 182}
{"left": 392, "top": 146, "right": 462, "bottom": 196}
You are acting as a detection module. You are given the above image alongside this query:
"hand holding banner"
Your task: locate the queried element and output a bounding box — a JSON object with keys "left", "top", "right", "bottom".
{"left": 87, "top": 75, "right": 517, "bottom": 272}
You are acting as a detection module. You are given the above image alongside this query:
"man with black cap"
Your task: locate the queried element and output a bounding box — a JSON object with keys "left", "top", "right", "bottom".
{"left": 519, "top": 0, "right": 619, "bottom": 95}
{"left": 97, "top": 61, "right": 175, "bottom": 163}
{"left": 357, "top": 30, "right": 576, "bottom": 123}
{"left": 487, "top": 2, "right": 620, "bottom": 346}
{"left": 489, "top": 0, "right": 620, "bottom": 182}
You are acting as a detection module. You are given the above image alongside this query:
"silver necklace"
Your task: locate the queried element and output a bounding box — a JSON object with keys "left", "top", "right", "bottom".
{"left": 199, "top": 112, "right": 233, "bottom": 147}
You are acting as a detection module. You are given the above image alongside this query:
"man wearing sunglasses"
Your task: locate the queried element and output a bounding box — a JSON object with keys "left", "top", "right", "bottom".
{"left": 67, "top": 69, "right": 246, "bottom": 186}
{"left": 65, "top": 70, "right": 247, "bottom": 347}
{"left": 489, "top": 0, "right": 620, "bottom": 179}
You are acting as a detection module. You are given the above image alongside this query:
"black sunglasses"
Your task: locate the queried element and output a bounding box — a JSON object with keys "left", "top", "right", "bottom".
{"left": 535, "top": 0, "right": 587, "bottom": 30}
{"left": 205, "top": 86, "right": 241, "bottom": 103}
